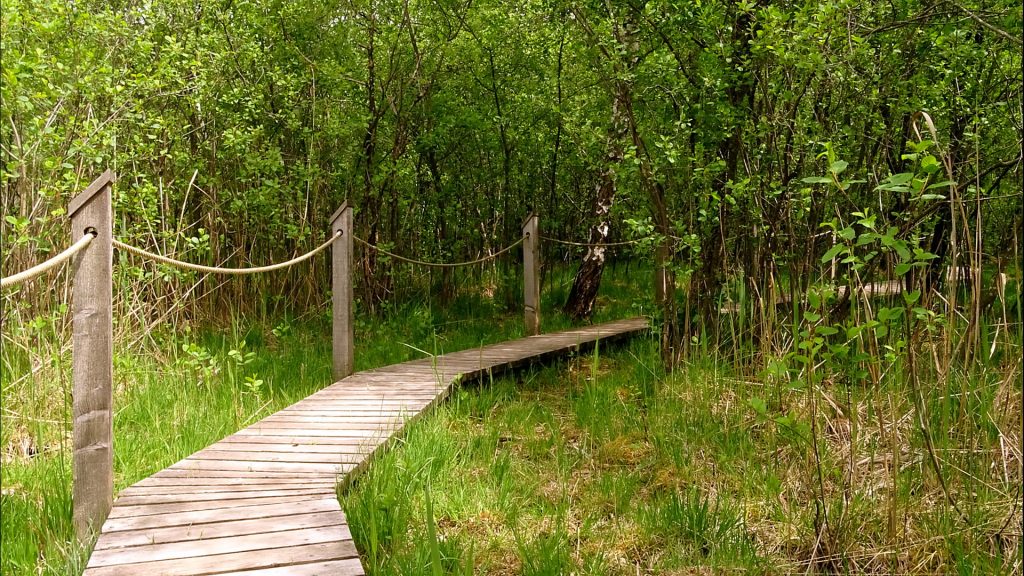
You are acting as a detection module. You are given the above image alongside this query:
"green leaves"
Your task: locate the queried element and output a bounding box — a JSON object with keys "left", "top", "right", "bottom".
{"left": 748, "top": 396, "right": 768, "bottom": 417}
{"left": 820, "top": 244, "right": 846, "bottom": 263}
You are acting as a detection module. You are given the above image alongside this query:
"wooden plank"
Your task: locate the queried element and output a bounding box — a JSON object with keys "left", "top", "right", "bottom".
{"left": 354, "top": 371, "right": 438, "bottom": 378}
{"left": 107, "top": 494, "right": 331, "bottom": 519}
{"left": 190, "top": 451, "right": 364, "bottom": 465}
{"left": 319, "top": 377, "right": 440, "bottom": 386}
{"left": 236, "top": 428, "right": 389, "bottom": 438}
{"left": 214, "top": 558, "right": 365, "bottom": 576}
{"left": 282, "top": 400, "right": 431, "bottom": 410}
{"left": 329, "top": 374, "right": 435, "bottom": 382}
{"left": 89, "top": 525, "right": 350, "bottom": 567}
{"left": 121, "top": 483, "right": 336, "bottom": 496}
{"left": 256, "top": 420, "right": 407, "bottom": 428}
{"left": 263, "top": 415, "right": 409, "bottom": 424}
{"left": 114, "top": 487, "right": 334, "bottom": 506}
{"left": 319, "top": 379, "right": 441, "bottom": 388}
{"left": 217, "top": 434, "right": 384, "bottom": 448}
{"left": 249, "top": 421, "right": 403, "bottom": 431}
{"left": 83, "top": 540, "right": 358, "bottom": 576}
{"left": 70, "top": 172, "right": 115, "bottom": 538}
{"left": 278, "top": 403, "right": 421, "bottom": 412}
{"left": 152, "top": 468, "right": 336, "bottom": 480}
{"left": 324, "top": 376, "right": 440, "bottom": 384}
{"left": 102, "top": 498, "right": 343, "bottom": 533}
{"left": 307, "top": 392, "right": 442, "bottom": 400}
{"left": 170, "top": 459, "right": 351, "bottom": 475}
{"left": 262, "top": 413, "right": 418, "bottom": 425}
{"left": 191, "top": 442, "right": 375, "bottom": 454}
{"left": 93, "top": 511, "right": 346, "bottom": 550}
{"left": 290, "top": 395, "right": 437, "bottom": 403}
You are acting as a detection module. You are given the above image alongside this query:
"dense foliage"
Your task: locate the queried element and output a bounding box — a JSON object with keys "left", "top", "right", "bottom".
{"left": 3, "top": 0, "right": 1020, "bottom": 324}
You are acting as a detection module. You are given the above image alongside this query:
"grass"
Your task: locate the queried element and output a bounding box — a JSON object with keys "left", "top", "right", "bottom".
{"left": 2, "top": 261, "right": 1021, "bottom": 574}
{"left": 342, "top": 335, "right": 1021, "bottom": 574}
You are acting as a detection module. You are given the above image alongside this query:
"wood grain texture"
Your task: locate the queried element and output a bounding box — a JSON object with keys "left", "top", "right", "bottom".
{"left": 331, "top": 203, "right": 354, "bottom": 380}
{"left": 70, "top": 172, "right": 115, "bottom": 539}
{"left": 523, "top": 213, "right": 541, "bottom": 335}
{"left": 84, "top": 318, "right": 647, "bottom": 575}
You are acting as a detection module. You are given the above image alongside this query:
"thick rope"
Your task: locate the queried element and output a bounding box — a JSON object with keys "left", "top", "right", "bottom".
{"left": 541, "top": 235, "right": 653, "bottom": 247}
{"left": 1, "top": 233, "right": 95, "bottom": 288}
{"left": 113, "top": 232, "right": 339, "bottom": 275}
{"left": 353, "top": 235, "right": 524, "bottom": 268}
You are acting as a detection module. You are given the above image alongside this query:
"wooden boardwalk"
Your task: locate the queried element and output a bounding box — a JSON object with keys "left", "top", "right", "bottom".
{"left": 83, "top": 318, "right": 648, "bottom": 575}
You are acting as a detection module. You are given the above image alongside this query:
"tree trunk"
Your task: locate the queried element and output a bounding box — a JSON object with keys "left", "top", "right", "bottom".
{"left": 563, "top": 87, "right": 629, "bottom": 321}
{"left": 690, "top": 7, "right": 756, "bottom": 334}
{"left": 563, "top": 184, "right": 614, "bottom": 320}
{"left": 563, "top": 6, "right": 634, "bottom": 321}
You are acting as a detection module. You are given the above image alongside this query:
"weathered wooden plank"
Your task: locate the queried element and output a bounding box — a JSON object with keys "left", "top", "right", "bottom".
{"left": 189, "top": 442, "right": 374, "bottom": 454}
{"left": 102, "top": 498, "right": 342, "bottom": 533}
{"left": 169, "top": 459, "right": 351, "bottom": 475}
{"left": 93, "top": 511, "right": 345, "bottom": 550}
{"left": 317, "top": 381, "right": 442, "bottom": 390}
{"left": 121, "top": 483, "right": 336, "bottom": 496}
{"left": 113, "top": 488, "right": 334, "bottom": 506}
{"left": 213, "top": 558, "right": 365, "bottom": 576}
{"left": 282, "top": 400, "right": 431, "bottom": 410}
{"left": 314, "top": 390, "right": 447, "bottom": 398}
{"left": 257, "top": 419, "right": 405, "bottom": 428}
{"left": 217, "top": 434, "right": 384, "bottom": 448}
{"left": 289, "top": 399, "right": 436, "bottom": 408}
{"left": 190, "top": 451, "right": 364, "bottom": 465}
{"left": 248, "top": 421, "right": 403, "bottom": 431}
{"left": 263, "top": 415, "right": 409, "bottom": 424}
{"left": 270, "top": 409, "right": 417, "bottom": 417}
{"left": 236, "top": 428, "right": 389, "bottom": 438}
{"left": 89, "top": 525, "right": 350, "bottom": 567}
{"left": 152, "top": 468, "right": 336, "bottom": 480}
{"left": 83, "top": 540, "right": 358, "bottom": 576}
{"left": 323, "top": 375, "right": 441, "bottom": 383}
{"left": 278, "top": 401, "right": 421, "bottom": 409}
{"left": 107, "top": 494, "right": 331, "bottom": 519}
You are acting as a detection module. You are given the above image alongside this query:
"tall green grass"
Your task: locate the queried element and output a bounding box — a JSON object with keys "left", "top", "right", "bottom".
{"left": 343, "top": 333, "right": 1020, "bottom": 574}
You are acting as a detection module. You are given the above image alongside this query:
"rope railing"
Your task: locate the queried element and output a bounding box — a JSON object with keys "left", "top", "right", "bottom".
{"left": 112, "top": 231, "right": 340, "bottom": 275}
{"left": 353, "top": 234, "right": 524, "bottom": 268}
{"left": 541, "top": 235, "right": 654, "bottom": 248}
{"left": 0, "top": 232, "right": 96, "bottom": 288}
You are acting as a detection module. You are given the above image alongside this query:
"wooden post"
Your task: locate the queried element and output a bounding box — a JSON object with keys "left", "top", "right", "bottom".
{"left": 331, "top": 202, "right": 354, "bottom": 380}
{"left": 523, "top": 213, "right": 540, "bottom": 336}
{"left": 654, "top": 242, "right": 669, "bottom": 306}
{"left": 68, "top": 170, "right": 115, "bottom": 540}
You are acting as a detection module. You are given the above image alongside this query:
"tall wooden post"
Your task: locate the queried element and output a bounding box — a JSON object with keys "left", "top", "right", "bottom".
{"left": 523, "top": 213, "right": 540, "bottom": 336}
{"left": 331, "top": 202, "right": 354, "bottom": 380}
{"left": 69, "top": 170, "right": 115, "bottom": 540}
